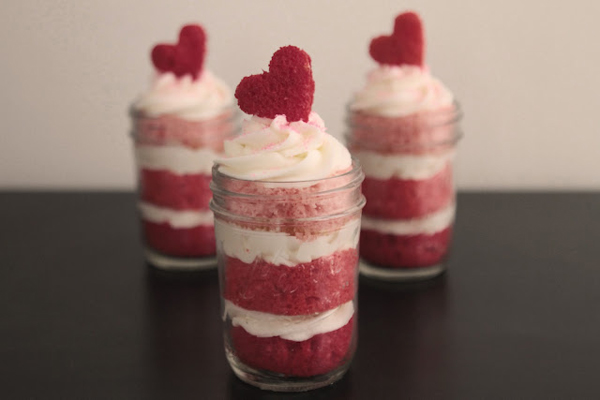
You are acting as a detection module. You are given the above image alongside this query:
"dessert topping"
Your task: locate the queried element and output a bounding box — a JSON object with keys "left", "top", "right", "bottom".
{"left": 369, "top": 11, "right": 424, "bottom": 67}
{"left": 235, "top": 46, "right": 314, "bottom": 122}
{"left": 151, "top": 24, "right": 206, "bottom": 79}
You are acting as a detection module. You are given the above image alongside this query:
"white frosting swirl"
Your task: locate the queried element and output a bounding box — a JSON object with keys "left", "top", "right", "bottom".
{"left": 215, "top": 218, "right": 360, "bottom": 266}
{"left": 350, "top": 65, "right": 453, "bottom": 117}
{"left": 354, "top": 149, "right": 455, "bottom": 180}
{"left": 224, "top": 300, "right": 354, "bottom": 341}
{"left": 135, "top": 145, "right": 219, "bottom": 175}
{"left": 361, "top": 203, "right": 455, "bottom": 235}
{"left": 138, "top": 202, "right": 213, "bottom": 228}
{"left": 134, "top": 71, "right": 233, "bottom": 120}
{"left": 216, "top": 112, "right": 352, "bottom": 181}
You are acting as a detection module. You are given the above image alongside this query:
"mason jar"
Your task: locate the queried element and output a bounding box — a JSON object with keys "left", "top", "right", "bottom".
{"left": 210, "top": 161, "right": 365, "bottom": 391}
{"left": 130, "top": 105, "right": 237, "bottom": 271}
{"left": 346, "top": 105, "right": 462, "bottom": 281}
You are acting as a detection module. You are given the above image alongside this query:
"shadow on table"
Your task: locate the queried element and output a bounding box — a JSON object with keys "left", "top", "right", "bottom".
{"left": 352, "top": 273, "right": 452, "bottom": 398}
{"left": 141, "top": 263, "right": 451, "bottom": 398}
{"left": 225, "top": 274, "right": 451, "bottom": 399}
{"left": 142, "top": 265, "right": 228, "bottom": 396}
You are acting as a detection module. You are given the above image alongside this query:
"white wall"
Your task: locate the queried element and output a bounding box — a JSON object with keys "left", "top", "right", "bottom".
{"left": 1, "top": 0, "right": 598, "bottom": 190}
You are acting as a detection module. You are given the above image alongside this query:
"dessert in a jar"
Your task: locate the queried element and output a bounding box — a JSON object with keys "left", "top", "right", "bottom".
{"left": 211, "top": 46, "right": 365, "bottom": 391}
{"left": 130, "top": 24, "right": 236, "bottom": 270}
{"left": 346, "top": 12, "right": 462, "bottom": 281}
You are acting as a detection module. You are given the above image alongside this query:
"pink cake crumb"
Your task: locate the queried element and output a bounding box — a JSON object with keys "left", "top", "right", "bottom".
{"left": 133, "top": 111, "right": 234, "bottom": 149}
{"left": 216, "top": 171, "right": 358, "bottom": 236}
{"left": 360, "top": 226, "right": 452, "bottom": 268}
{"left": 143, "top": 221, "right": 215, "bottom": 257}
{"left": 348, "top": 107, "right": 457, "bottom": 154}
{"left": 362, "top": 165, "right": 453, "bottom": 220}
{"left": 139, "top": 170, "right": 212, "bottom": 210}
{"left": 224, "top": 249, "right": 357, "bottom": 316}
{"left": 231, "top": 317, "right": 354, "bottom": 377}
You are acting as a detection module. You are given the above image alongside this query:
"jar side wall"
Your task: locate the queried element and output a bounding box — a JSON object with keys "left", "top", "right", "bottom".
{"left": 212, "top": 163, "right": 364, "bottom": 389}
{"left": 346, "top": 106, "right": 461, "bottom": 281}
{"left": 130, "top": 107, "right": 239, "bottom": 270}
{"left": 216, "top": 212, "right": 360, "bottom": 384}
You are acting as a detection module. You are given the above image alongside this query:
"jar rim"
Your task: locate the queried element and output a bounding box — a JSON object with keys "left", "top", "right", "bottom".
{"left": 128, "top": 102, "right": 238, "bottom": 122}
{"left": 210, "top": 203, "right": 365, "bottom": 225}
{"left": 345, "top": 131, "right": 463, "bottom": 151}
{"left": 210, "top": 158, "right": 366, "bottom": 224}
{"left": 346, "top": 100, "right": 462, "bottom": 124}
{"left": 211, "top": 157, "right": 364, "bottom": 194}
{"left": 345, "top": 101, "right": 463, "bottom": 150}
{"left": 129, "top": 104, "right": 239, "bottom": 144}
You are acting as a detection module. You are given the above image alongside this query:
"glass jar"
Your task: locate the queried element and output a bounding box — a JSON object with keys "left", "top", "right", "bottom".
{"left": 210, "top": 161, "right": 365, "bottom": 391}
{"left": 346, "top": 105, "right": 462, "bottom": 281}
{"left": 130, "top": 106, "right": 237, "bottom": 271}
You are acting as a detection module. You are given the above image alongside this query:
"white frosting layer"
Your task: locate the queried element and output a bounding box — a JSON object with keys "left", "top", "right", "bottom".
{"left": 224, "top": 300, "right": 354, "bottom": 341}
{"left": 135, "top": 145, "right": 219, "bottom": 175}
{"left": 216, "top": 112, "right": 351, "bottom": 182}
{"left": 215, "top": 219, "right": 360, "bottom": 267}
{"left": 354, "top": 149, "right": 454, "bottom": 180}
{"left": 351, "top": 65, "right": 453, "bottom": 117}
{"left": 139, "top": 202, "right": 213, "bottom": 228}
{"left": 362, "top": 204, "right": 455, "bottom": 235}
{"left": 134, "top": 71, "right": 233, "bottom": 120}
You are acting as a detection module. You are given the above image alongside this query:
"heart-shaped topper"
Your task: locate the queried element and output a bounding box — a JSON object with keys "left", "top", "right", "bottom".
{"left": 235, "top": 46, "right": 315, "bottom": 122}
{"left": 151, "top": 24, "right": 206, "bottom": 80}
{"left": 369, "top": 11, "right": 425, "bottom": 67}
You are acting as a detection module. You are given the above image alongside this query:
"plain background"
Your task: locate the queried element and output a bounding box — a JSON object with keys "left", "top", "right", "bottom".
{"left": 1, "top": 0, "right": 598, "bottom": 190}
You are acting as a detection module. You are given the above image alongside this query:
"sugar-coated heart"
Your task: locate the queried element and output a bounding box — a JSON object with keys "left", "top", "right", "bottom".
{"left": 151, "top": 24, "right": 206, "bottom": 79}
{"left": 235, "top": 46, "right": 315, "bottom": 122}
{"left": 369, "top": 12, "right": 424, "bottom": 67}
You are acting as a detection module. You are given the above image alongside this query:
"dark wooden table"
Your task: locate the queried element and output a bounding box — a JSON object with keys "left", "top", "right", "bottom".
{"left": 1, "top": 192, "right": 599, "bottom": 399}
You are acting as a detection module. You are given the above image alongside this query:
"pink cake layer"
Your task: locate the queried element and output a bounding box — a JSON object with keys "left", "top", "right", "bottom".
{"left": 224, "top": 249, "right": 357, "bottom": 316}
{"left": 348, "top": 106, "right": 457, "bottom": 154}
{"left": 360, "top": 226, "right": 452, "bottom": 268}
{"left": 362, "top": 164, "right": 453, "bottom": 220}
{"left": 214, "top": 168, "right": 359, "bottom": 224}
{"left": 143, "top": 221, "right": 215, "bottom": 257}
{"left": 231, "top": 316, "right": 354, "bottom": 377}
{"left": 139, "top": 169, "right": 212, "bottom": 210}
{"left": 133, "top": 111, "right": 234, "bottom": 150}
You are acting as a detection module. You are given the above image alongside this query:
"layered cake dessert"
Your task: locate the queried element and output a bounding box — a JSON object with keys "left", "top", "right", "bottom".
{"left": 211, "top": 46, "right": 364, "bottom": 390}
{"left": 131, "top": 24, "right": 235, "bottom": 269}
{"left": 347, "top": 12, "right": 461, "bottom": 279}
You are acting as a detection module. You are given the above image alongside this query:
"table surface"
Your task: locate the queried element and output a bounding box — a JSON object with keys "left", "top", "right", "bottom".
{"left": 1, "top": 192, "right": 599, "bottom": 399}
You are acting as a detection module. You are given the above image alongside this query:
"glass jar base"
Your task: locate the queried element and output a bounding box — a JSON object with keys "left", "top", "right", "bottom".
{"left": 144, "top": 248, "right": 216, "bottom": 271}
{"left": 359, "top": 259, "right": 445, "bottom": 282}
{"left": 226, "top": 348, "right": 349, "bottom": 392}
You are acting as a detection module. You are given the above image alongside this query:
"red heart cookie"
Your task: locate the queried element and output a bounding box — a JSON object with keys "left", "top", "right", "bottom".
{"left": 369, "top": 12, "right": 424, "bottom": 67}
{"left": 151, "top": 24, "right": 206, "bottom": 80}
{"left": 235, "top": 46, "right": 315, "bottom": 122}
